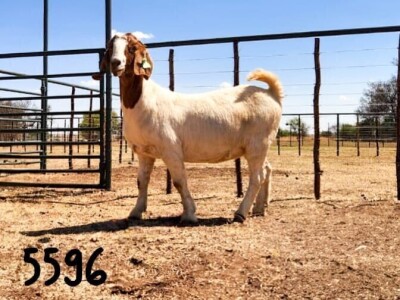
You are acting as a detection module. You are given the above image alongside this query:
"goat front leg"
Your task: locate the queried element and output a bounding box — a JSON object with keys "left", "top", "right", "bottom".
{"left": 162, "top": 153, "right": 197, "bottom": 224}
{"left": 234, "top": 156, "right": 266, "bottom": 222}
{"left": 128, "top": 154, "right": 155, "bottom": 220}
{"left": 252, "top": 161, "right": 272, "bottom": 216}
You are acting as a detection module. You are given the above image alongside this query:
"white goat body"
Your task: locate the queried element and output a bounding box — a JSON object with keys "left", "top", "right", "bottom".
{"left": 123, "top": 71, "right": 282, "bottom": 164}
{"left": 93, "top": 33, "right": 284, "bottom": 223}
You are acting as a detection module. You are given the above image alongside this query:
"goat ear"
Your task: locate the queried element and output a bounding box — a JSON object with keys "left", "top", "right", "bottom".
{"left": 92, "top": 72, "right": 103, "bottom": 80}
{"left": 92, "top": 38, "right": 114, "bottom": 80}
{"left": 133, "top": 49, "right": 153, "bottom": 80}
{"left": 92, "top": 50, "right": 110, "bottom": 80}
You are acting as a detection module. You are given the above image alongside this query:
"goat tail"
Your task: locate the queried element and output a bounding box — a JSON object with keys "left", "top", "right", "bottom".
{"left": 247, "top": 69, "right": 284, "bottom": 104}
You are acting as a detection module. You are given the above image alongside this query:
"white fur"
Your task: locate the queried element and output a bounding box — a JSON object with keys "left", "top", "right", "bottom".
{"left": 111, "top": 36, "right": 128, "bottom": 72}
{"left": 112, "top": 37, "right": 284, "bottom": 223}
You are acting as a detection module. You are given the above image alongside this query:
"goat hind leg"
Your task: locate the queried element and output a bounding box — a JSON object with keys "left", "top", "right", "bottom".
{"left": 128, "top": 155, "right": 155, "bottom": 219}
{"left": 252, "top": 161, "right": 272, "bottom": 216}
{"left": 234, "top": 156, "right": 266, "bottom": 222}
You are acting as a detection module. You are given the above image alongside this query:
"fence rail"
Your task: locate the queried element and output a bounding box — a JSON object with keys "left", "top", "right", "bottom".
{"left": 146, "top": 25, "right": 400, "bottom": 48}
{"left": 0, "top": 47, "right": 110, "bottom": 188}
{"left": 0, "top": 19, "right": 399, "bottom": 196}
{"left": 141, "top": 27, "right": 400, "bottom": 198}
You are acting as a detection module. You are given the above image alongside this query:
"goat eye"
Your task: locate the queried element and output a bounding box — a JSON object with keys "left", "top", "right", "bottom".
{"left": 128, "top": 47, "right": 135, "bottom": 54}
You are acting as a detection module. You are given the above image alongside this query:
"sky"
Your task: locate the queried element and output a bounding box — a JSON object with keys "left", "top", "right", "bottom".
{"left": 0, "top": 0, "right": 400, "bottom": 130}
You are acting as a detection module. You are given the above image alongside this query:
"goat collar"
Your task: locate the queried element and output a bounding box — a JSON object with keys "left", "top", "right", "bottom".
{"left": 119, "top": 74, "right": 143, "bottom": 109}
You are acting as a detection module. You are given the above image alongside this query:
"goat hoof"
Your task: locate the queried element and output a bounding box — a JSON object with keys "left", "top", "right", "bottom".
{"left": 180, "top": 214, "right": 198, "bottom": 225}
{"left": 251, "top": 210, "right": 265, "bottom": 217}
{"left": 128, "top": 212, "right": 142, "bottom": 220}
{"left": 129, "top": 205, "right": 147, "bottom": 220}
{"left": 233, "top": 212, "right": 246, "bottom": 223}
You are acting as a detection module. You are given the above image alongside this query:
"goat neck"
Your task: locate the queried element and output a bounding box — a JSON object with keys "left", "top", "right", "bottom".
{"left": 119, "top": 73, "right": 143, "bottom": 109}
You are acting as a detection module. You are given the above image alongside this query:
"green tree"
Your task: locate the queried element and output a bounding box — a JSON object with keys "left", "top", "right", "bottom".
{"left": 339, "top": 123, "right": 357, "bottom": 140}
{"left": 286, "top": 117, "right": 310, "bottom": 136}
{"left": 0, "top": 100, "right": 33, "bottom": 141}
{"left": 278, "top": 128, "right": 290, "bottom": 137}
{"left": 356, "top": 76, "right": 397, "bottom": 139}
{"left": 321, "top": 129, "right": 333, "bottom": 137}
{"left": 356, "top": 76, "right": 397, "bottom": 122}
{"left": 79, "top": 110, "right": 120, "bottom": 140}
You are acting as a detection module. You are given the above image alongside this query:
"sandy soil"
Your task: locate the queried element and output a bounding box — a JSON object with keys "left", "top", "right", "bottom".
{"left": 0, "top": 145, "right": 400, "bottom": 299}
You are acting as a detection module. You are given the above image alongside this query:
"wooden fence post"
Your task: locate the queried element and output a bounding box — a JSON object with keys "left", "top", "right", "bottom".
{"left": 327, "top": 123, "right": 330, "bottom": 147}
{"left": 396, "top": 34, "right": 400, "bottom": 200}
{"left": 375, "top": 117, "right": 380, "bottom": 156}
{"left": 233, "top": 40, "right": 243, "bottom": 197}
{"left": 336, "top": 114, "right": 340, "bottom": 156}
{"left": 166, "top": 48, "right": 174, "bottom": 194}
{"left": 277, "top": 129, "right": 281, "bottom": 155}
{"left": 313, "top": 38, "right": 321, "bottom": 200}
{"left": 356, "top": 114, "right": 360, "bottom": 156}
{"left": 298, "top": 114, "right": 301, "bottom": 156}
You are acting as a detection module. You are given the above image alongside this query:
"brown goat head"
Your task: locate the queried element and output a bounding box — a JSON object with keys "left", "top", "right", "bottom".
{"left": 92, "top": 33, "right": 153, "bottom": 80}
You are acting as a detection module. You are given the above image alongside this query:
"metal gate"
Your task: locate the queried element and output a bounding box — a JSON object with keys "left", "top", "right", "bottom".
{"left": 0, "top": 0, "right": 113, "bottom": 189}
{"left": 0, "top": 49, "right": 112, "bottom": 189}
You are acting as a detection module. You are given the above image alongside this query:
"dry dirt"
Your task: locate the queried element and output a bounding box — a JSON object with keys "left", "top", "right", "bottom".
{"left": 1, "top": 145, "right": 400, "bottom": 299}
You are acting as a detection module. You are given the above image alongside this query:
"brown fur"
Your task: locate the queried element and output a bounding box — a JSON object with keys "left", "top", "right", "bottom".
{"left": 119, "top": 73, "right": 143, "bottom": 109}
{"left": 125, "top": 33, "right": 153, "bottom": 80}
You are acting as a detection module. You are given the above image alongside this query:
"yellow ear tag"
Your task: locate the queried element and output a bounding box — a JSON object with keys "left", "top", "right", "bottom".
{"left": 141, "top": 59, "right": 151, "bottom": 69}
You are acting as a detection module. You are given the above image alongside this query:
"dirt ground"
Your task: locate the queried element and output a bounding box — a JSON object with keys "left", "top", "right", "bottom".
{"left": 1, "top": 145, "right": 400, "bottom": 299}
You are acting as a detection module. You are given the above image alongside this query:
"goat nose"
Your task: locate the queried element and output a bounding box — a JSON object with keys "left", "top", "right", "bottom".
{"left": 111, "top": 59, "right": 121, "bottom": 68}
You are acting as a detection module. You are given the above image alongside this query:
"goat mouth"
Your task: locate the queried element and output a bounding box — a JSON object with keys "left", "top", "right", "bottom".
{"left": 112, "top": 68, "right": 125, "bottom": 77}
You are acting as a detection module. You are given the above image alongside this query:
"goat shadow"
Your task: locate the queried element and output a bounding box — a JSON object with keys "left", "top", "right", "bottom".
{"left": 20, "top": 216, "right": 232, "bottom": 237}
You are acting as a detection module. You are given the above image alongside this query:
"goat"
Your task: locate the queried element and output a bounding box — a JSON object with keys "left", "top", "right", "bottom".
{"left": 93, "top": 33, "right": 284, "bottom": 223}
